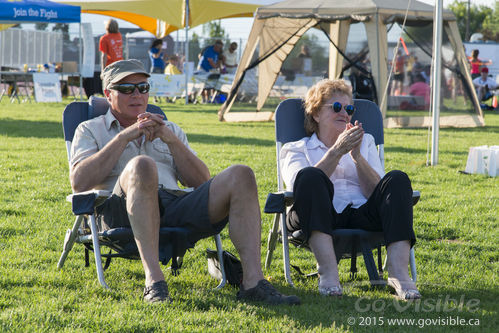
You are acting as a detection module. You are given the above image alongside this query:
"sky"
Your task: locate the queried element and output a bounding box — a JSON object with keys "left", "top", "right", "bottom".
{"left": 76, "top": 0, "right": 496, "bottom": 40}
{"left": 74, "top": 0, "right": 497, "bottom": 40}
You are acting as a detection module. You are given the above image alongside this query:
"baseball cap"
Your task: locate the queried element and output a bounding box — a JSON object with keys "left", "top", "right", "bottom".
{"left": 481, "top": 67, "right": 489, "bottom": 73}
{"left": 101, "top": 59, "right": 150, "bottom": 90}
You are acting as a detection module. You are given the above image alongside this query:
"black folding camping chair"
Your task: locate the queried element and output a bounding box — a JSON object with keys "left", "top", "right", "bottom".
{"left": 264, "top": 98, "right": 420, "bottom": 287}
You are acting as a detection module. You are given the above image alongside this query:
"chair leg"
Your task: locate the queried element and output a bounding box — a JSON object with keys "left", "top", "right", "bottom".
{"left": 409, "top": 247, "right": 417, "bottom": 283}
{"left": 88, "top": 214, "right": 110, "bottom": 289}
{"left": 361, "top": 245, "right": 380, "bottom": 284}
{"left": 214, "top": 234, "right": 226, "bottom": 290}
{"left": 383, "top": 252, "right": 388, "bottom": 272}
{"left": 349, "top": 240, "right": 358, "bottom": 279}
{"left": 377, "top": 245, "right": 384, "bottom": 277}
{"left": 265, "top": 214, "right": 280, "bottom": 270}
{"left": 57, "top": 215, "right": 84, "bottom": 269}
{"left": 280, "top": 211, "right": 294, "bottom": 287}
{"left": 210, "top": 90, "right": 218, "bottom": 103}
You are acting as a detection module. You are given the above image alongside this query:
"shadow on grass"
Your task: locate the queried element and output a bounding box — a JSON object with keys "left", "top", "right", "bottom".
{"left": 0, "top": 226, "right": 25, "bottom": 237}
{"left": 412, "top": 285, "right": 499, "bottom": 314}
{"left": 0, "top": 208, "right": 27, "bottom": 217}
{"left": 440, "top": 124, "right": 499, "bottom": 134}
{"left": 160, "top": 105, "right": 221, "bottom": 115}
{"left": 0, "top": 118, "right": 62, "bottom": 138}
{"left": 187, "top": 133, "right": 274, "bottom": 146}
{"left": 385, "top": 146, "right": 427, "bottom": 154}
{"left": 176, "top": 282, "right": 499, "bottom": 330}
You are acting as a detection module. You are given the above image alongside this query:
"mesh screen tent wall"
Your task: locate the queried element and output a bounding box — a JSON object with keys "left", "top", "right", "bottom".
{"left": 218, "top": 0, "right": 484, "bottom": 128}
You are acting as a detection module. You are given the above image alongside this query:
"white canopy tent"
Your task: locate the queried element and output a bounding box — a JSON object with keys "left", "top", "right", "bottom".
{"left": 219, "top": 0, "right": 483, "bottom": 128}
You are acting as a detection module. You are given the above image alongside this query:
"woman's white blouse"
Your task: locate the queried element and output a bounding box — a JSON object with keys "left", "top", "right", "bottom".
{"left": 280, "top": 133, "right": 385, "bottom": 213}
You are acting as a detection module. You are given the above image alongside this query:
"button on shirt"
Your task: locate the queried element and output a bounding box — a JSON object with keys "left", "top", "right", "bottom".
{"left": 70, "top": 110, "right": 195, "bottom": 192}
{"left": 280, "top": 133, "right": 385, "bottom": 213}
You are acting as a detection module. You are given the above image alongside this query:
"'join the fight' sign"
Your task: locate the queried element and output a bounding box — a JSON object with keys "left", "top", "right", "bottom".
{"left": 12, "top": 7, "right": 59, "bottom": 20}
{"left": 0, "top": 0, "right": 80, "bottom": 24}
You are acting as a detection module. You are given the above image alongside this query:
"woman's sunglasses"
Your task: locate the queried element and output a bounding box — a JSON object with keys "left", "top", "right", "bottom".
{"left": 109, "top": 82, "right": 150, "bottom": 94}
{"left": 323, "top": 102, "right": 356, "bottom": 116}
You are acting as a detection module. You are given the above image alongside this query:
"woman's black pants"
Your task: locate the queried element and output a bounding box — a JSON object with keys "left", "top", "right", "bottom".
{"left": 287, "top": 167, "right": 416, "bottom": 247}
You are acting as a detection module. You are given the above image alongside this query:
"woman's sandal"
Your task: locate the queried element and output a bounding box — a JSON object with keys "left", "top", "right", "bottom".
{"left": 387, "top": 277, "right": 421, "bottom": 300}
{"left": 318, "top": 282, "right": 343, "bottom": 297}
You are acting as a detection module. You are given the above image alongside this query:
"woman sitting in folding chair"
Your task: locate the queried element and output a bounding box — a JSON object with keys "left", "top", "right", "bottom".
{"left": 280, "top": 79, "right": 420, "bottom": 300}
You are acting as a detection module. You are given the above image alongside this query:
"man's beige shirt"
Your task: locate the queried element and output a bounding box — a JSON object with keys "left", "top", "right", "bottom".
{"left": 70, "top": 110, "right": 195, "bottom": 192}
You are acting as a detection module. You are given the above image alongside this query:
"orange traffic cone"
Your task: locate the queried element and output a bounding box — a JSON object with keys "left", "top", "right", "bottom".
{"left": 492, "top": 95, "right": 498, "bottom": 109}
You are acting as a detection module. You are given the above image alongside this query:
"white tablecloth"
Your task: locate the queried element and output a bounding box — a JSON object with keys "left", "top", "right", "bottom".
{"left": 465, "top": 145, "right": 499, "bottom": 176}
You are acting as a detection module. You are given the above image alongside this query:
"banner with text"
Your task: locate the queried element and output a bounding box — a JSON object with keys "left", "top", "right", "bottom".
{"left": 33, "top": 73, "right": 61, "bottom": 102}
{"left": 149, "top": 74, "right": 186, "bottom": 97}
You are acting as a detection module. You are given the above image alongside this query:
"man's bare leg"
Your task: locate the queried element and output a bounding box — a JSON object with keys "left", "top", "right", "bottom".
{"left": 119, "top": 155, "right": 164, "bottom": 287}
{"left": 207, "top": 165, "right": 264, "bottom": 290}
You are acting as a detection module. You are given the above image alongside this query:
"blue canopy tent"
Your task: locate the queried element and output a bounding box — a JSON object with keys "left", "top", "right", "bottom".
{"left": 0, "top": 0, "right": 82, "bottom": 98}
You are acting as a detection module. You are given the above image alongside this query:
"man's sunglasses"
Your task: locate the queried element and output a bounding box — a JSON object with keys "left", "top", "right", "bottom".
{"left": 109, "top": 82, "right": 150, "bottom": 94}
{"left": 323, "top": 102, "right": 356, "bottom": 116}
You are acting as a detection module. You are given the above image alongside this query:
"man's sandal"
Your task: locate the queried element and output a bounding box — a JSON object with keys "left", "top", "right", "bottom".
{"left": 143, "top": 280, "right": 172, "bottom": 303}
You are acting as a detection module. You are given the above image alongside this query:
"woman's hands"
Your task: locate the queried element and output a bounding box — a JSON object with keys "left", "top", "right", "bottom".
{"left": 331, "top": 121, "right": 364, "bottom": 159}
{"left": 316, "top": 121, "right": 364, "bottom": 177}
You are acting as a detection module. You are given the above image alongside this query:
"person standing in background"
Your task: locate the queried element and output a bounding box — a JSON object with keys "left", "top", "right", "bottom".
{"left": 469, "top": 49, "right": 492, "bottom": 79}
{"left": 99, "top": 19, "right": 123, "bottom": 71}
{"left": 298, "top": 45, "right": 312, "bottom": 76}
{"left": 391, "top": 49, "right": 406, "bottom": 96}
{"left": 198, "top": 40, "right": 224, "bottom": 103}
{"left": 148, "top": 39, "right": 166, "bottom": 74}
{"left": 223, "top": 42, "right": 238, "bottom": 74}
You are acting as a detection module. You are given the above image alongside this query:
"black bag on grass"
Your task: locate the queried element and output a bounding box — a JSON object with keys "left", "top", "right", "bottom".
{"left": 206, "top": 248, "right": 243, "bottom": 287}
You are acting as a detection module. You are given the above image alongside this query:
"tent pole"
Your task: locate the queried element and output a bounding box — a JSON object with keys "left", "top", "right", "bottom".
{"left": 431, "top": 0, "right": 443, "bottom": 166}
{"left": 184, "top": 0, "right": 189, "bottom": 105}
{"left": 79, "top": 22, "right": 83, "bottom": 101}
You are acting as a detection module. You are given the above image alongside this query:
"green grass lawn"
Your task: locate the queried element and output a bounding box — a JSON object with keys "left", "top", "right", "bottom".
{"left": 0, "top": 98, "right": 497, "bottom": 332}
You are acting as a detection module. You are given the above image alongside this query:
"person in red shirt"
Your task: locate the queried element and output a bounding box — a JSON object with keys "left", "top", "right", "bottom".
{"left": 99, "top": 19, "right": 123, "bottom": 71}
{"left": 469, "top": 49, "right": 492, "bottom": 79}
{"left": 391, "top": 49, "right": 406, "bottom": 96}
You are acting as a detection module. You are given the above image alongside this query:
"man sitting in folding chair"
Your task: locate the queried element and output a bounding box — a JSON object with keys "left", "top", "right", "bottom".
{"left": 70, "top": 59, "right": 299, "bottom": 305}
{"left": 280, "top": 79, "right": 420, "bottom": 300}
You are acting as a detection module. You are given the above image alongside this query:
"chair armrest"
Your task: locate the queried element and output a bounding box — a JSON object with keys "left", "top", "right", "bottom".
{"left": 412, "top": 190, "right": 420, "bottom": 206}
{"left": 264, "top": 189, "right": 419, "bottom": 213}
{"left": 67, "top": 190, "right": 111, "bottom": 215}
{"left": 264, "top": 191, "right": 294, "bottom": 214}
{"left": 66, "top": 190, "right": 111, "bottom": 202}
